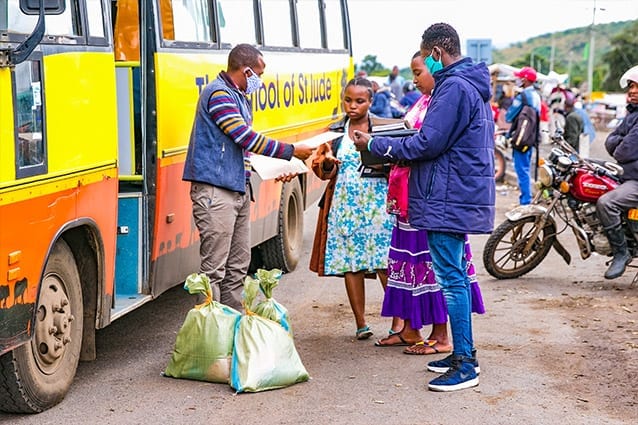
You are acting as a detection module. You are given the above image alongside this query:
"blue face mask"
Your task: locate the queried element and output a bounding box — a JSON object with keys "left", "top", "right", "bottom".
{"left": 244, "top": 68, "right": 262, "bottom": 95}
{"left": 424, "top": 48, "right": 443, "bottom": 75}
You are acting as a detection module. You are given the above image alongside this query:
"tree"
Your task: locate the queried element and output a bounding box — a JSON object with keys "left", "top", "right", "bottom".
{"left": 358, "top": 54, "right": 385, "bottom": 75}
{"left": 601, "top": 20, "right": 638, "bottom": 91}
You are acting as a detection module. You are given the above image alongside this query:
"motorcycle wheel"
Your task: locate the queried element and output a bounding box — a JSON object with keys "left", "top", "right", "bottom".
{"left": 483, "top": 215, "right": 556, "bottom": 279}
{"left": 494, "top": 148, "right": 506, "bottom": 183}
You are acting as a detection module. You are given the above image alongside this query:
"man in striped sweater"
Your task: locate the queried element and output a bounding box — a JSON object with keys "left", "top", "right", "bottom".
{"left": 183, "top": 44, "right": 314, "bottom": 311}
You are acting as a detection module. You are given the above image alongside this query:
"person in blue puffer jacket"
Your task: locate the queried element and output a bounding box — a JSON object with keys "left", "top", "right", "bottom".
{"left": 353, "top": 23, "right": 495, "bottom": 393}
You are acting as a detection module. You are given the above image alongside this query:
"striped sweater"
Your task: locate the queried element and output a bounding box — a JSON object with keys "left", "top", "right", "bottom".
{"left": 183, "top": 72, "right": 294, "bottom": 193}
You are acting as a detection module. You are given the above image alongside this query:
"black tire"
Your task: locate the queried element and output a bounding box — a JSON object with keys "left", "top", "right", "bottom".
{"left": 483, "top": 216, "right": 556, "bottom": 279}
{"left": 261, "top": 179, "right": 304, "bottom": 272}
{"left": 0, "top": 239, "right": 83, "bottom": 413}
{"left": 494, "top": 148, "right": 506, "bottom": 183}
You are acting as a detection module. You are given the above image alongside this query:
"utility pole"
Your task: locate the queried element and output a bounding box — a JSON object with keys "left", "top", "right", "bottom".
{"left": 549, "top": 35, "right": 555, "bottom": 73}
{"left": 587, "top": 0, "right": 605, "bottom": 101}
{"left": 568, "top": 51, "right": 574, "bottom": 86}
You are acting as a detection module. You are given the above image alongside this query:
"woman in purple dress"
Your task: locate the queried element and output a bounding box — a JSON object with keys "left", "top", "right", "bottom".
{"left": 374, "top": 51, "right": 485, "bottom": 354}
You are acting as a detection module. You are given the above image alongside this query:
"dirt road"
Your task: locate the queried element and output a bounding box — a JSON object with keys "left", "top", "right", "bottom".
{"left": 2, "top": 135, "right": 637, "bottom": 425}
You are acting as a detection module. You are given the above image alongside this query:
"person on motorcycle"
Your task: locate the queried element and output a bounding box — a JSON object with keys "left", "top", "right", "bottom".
{"left": 595, "top": 65, "right": 638, "bottom": 279}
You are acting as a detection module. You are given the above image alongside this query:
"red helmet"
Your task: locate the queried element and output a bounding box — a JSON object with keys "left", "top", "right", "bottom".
{"left": 514, "top": 66, "right": 537, "bottom": 83}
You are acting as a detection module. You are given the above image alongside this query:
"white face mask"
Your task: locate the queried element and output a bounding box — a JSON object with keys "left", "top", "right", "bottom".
{"left": 244, "top": 68, "right": 262, "bottom": 95}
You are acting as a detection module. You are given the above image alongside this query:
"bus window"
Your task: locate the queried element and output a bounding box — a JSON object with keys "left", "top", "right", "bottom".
{"left": 165, "top": 0, "right": 212, "bottom": 42}
{"left": 7, "top": 0, "right": 78, "bottom": 36}
{"left": 13, "top": 59, "right": 47, "bottom": 177}
{"left": 114, "top": 0, "right": 143, "bottom": 61}
{"left": 0, "top": 2, "right": 6, "bottom": 31}
{"left": 260, "top": 0, "right": 292, "bottom": 47}
{"left": 323, "top": 0, "right": 345, "bottom": 50}
{"left": 217, "top": 0, "right": 256, "bottom": 46}
{"left": 86, "top": 0, "right": 105, "bottom": 38}
{"left": 295, "top": 0, "right": 322, "bottom": 49}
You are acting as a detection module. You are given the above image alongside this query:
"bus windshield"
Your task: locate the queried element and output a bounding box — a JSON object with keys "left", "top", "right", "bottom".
{"left": 3, "top": 0, "right": 80, "bottom": 35}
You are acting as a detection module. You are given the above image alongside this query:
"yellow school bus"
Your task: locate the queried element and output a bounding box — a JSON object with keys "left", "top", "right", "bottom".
{"left": 0, "top": 0, "right": 353, "bottom": 412}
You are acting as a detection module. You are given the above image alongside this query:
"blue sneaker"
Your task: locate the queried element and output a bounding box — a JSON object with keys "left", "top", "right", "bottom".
{"left": 427, "top": 350, "right": 480, "bottom": 374}
{"left": 428, "top": 356, "right": 479, "bottom": 392}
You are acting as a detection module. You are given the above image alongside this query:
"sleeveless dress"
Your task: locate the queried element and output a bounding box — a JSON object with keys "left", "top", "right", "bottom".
{"left": 323, "top": 129, "right": 394, "bottom": 275}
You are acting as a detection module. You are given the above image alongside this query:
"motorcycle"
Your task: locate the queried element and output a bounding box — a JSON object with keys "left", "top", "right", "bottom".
{"left": 482, "top": 127, "right": 638, "bottom": 281}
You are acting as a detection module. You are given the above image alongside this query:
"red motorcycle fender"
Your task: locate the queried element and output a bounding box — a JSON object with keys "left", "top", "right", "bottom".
{"left": 504, "top": 205, "right": 572, "bottom": 265}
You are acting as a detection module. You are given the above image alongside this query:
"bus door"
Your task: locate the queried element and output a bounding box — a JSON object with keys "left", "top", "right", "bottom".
{"left": 111, "top": 0, "right": 201, "bottom": 307}
{"left": 111, "top": 0, "right": 151, "bottom": 318}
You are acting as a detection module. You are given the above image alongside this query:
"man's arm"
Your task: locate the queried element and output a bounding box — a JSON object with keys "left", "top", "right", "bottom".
{"left": 357, "top": 81, "right": 471, "bottom": 162}
{"left": 609, "top": 120, "right": 638, "bottom": 164}
{"left": 208, "top": 89, "right": 294, "bottom": 159}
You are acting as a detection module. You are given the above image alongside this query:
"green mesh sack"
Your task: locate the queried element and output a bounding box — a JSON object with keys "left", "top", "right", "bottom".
{"left": 164, "top": 273, "right": 241, "bottom": 383}
{"left": 229, "top": 277, "right": 309, "bottom": 393}
{"left": 251, "top": 268, "right": 291, "bottom": 332}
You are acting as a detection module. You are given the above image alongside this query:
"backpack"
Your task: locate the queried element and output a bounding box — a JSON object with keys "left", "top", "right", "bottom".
{"left": 510, "top": 92, "right": 539, "bottom": 152}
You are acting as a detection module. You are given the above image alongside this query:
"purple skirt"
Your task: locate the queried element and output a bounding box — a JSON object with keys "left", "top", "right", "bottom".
{"left": 381, "top": 220, "right": 486, "bottom": 330}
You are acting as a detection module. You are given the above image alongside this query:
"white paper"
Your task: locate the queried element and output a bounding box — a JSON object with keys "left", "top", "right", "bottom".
{"left": 249, "top": 131, "right": 342, "bottom": 180}
{"left": 250, "top": 155, "right": 308, "bottom": 180}
{"left": 298, "top": 131, "right": 343, "bottom": 148}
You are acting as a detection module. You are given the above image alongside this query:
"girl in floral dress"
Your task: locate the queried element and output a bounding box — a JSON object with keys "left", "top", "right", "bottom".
{"left": 309, "top": 77, "right": 396, "bottom": 340}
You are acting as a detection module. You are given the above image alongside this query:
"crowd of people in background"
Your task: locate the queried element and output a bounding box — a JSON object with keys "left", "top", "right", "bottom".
{"left": 364, "top": 63, "right": 598, "bottom": 153}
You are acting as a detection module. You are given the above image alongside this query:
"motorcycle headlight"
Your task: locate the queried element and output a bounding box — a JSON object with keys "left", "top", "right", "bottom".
{"left": 538, "top": 165, "right": 554, "bottom": 187}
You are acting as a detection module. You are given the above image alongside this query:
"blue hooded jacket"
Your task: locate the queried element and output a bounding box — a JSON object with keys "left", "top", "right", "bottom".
{"left": 370, "top": 57, "right": 495, "bottom": 234}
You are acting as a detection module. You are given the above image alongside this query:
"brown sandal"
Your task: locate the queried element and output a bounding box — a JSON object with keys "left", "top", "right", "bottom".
{"left": 403, "top": 339, "right": 452, "bottom": 355}
{"left": 374, "top": 333, "right": 420, "bottom": 347}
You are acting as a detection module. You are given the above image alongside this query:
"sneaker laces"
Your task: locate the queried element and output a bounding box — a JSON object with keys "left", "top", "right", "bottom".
{"left": 437, "top": 356, "right": 462, "bottom": 379}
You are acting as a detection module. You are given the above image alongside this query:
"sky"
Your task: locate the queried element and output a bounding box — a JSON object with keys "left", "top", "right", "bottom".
{"left": 347, "top": 0, "right": 638, "bottom": 69}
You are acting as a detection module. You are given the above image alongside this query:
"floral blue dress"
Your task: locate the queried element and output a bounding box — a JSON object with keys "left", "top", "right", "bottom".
{"left": 323, "top": 131, "right": 394, "bottom": 275}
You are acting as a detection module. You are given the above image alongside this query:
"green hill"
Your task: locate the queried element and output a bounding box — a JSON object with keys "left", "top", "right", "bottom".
{"left": 493, "top": 20, "right": 636, "bottom": 90}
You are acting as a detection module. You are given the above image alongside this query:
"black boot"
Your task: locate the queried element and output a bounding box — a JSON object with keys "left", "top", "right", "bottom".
{"left": 604, "top": 226, "right": 632, "bottom": 279}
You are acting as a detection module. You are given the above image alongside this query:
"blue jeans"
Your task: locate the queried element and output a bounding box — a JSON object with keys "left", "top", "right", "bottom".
{"left": 513, "top": 148, "right": 533, "bottom": 205}
{"left": 427, "top": 231, "right": 474, "bottom": 359}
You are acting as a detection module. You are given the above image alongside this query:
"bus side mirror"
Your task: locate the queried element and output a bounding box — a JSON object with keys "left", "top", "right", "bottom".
{"left": 19, "top": 0, "right": 66, "bottom": 15}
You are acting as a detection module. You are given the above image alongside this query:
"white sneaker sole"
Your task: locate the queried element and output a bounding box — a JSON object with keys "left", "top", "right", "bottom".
{"left": 427, "top": 365, "right": 480, "bottom": 374}
{"left": 428, "top": 376, "right": 479, "bottom": 392}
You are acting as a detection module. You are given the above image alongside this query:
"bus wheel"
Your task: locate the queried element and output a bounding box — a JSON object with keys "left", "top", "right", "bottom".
{"left": 0, "top": 239, "right": 83, "bottom": 413}
{"left": 261, "top": 179, "right": 304, "bottom": 272}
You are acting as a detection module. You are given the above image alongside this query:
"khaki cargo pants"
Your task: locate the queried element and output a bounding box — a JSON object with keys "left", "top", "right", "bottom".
{"left": 190, "top": 182, "right": 250, "bottom": 311}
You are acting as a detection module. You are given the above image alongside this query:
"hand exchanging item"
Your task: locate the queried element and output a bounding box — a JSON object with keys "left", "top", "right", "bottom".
{"left": 275, "top": 172, "right": 298, "bottom": 183}
{"left": 317, "top": 142, "right": 341, "bottom": 168}
{"left": 292, "top": 142, "right": 316, "bottom": 160}
{"left": 352, "top": 130, "right": 372, "bottom": 151}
